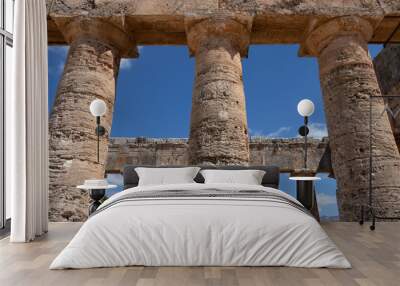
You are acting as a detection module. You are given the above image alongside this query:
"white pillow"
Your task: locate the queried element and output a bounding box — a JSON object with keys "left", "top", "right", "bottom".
{"left": 200, "top": 169, "right": 266, "bottom": 185}
{"left": 135, "top": 167, "right": 200, "bottom": 186}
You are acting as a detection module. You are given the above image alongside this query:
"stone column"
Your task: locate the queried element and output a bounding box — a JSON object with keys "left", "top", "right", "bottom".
{"left": 301, "top": 17, "right": 400, "bottom": 220}
{"left": 185, "top": 16, "right": 252, "bottom": 165}
{"left": 49, "top": 19, "right": 137, "bottom": 221}
{"left": 374, "top": 45, "right": 400, "bottom": 151}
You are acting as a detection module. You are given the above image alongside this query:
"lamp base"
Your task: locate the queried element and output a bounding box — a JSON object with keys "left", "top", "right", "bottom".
{"left": 88, "top": 189, "right": 105, "bottom": 215}
{"left": 290, "top": 169, "right": 320, "bottom": 221}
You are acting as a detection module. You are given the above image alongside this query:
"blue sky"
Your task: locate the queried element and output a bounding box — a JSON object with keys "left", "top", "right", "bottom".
{"left": 48, "top": 44, "right": 384, "bottom": 218}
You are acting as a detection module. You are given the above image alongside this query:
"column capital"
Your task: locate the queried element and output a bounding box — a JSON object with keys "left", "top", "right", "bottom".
{"left": 185, "top": 14, "right": 253, "bottom": 57}
{"left": 299, "top": 16, "right": 375, "bottom": 57}
{"left": 54, "top": 18, "right": 138, "bottom": 58}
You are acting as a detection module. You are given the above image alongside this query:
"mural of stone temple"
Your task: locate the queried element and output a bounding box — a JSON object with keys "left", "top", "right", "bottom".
{"left": 46, "top": 0, "right": 400, "bottom": 221}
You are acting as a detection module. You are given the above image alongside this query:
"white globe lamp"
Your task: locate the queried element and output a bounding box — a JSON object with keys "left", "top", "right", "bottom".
{"left": 90, "top": 99, "right": 107, "bottom": 117}
{"left": 297, "top": 99, "right": 315, "bottom": 169}
{"left": 89, "top": 99, "right": 107, "bottom": 163}
{"left": 297, "top": 99, "right": 315, "bottom": 117}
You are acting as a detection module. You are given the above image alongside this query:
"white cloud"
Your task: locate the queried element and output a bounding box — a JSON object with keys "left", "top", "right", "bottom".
{"left": 316, "top": 193, "right": 337, "bottom": 206}
{"left": 249, "top": 126, "right": 292, "bottom": 138}
{"left": 249, "top": 128, "right": 264, "bottom": 137}
{"left": 308, "top": 123, "right": 328, "bottom": 139}
{"left": 120, "top": 58, "right": 133, "bottom": 70}
{"left": 106, "top": 173, "right": 123, "bottom": 186}
{"left": 266, "top": 126, "right": 291, "bottom": 138}
{"left": 120, "top": 46, "right": 143, "bottom": 70}
{"left": 250, "top": 123, "right": 327, "bottom": 139}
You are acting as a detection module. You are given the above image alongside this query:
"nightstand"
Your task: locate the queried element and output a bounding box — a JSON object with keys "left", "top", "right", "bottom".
{"left": 77, "top": 180, "right": 117, "bottom": 215}
{"left": 289, "top": 176, "right": 321, "bottom": 221}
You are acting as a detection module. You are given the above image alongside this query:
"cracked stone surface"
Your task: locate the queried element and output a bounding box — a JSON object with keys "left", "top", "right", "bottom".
{"left": 48, "top": 20, "right": 134, "bottom": 221}
{"left": 186, "top": 16, "right": 251, "bottom": 165}
{"left": 45, "top": 2, "right": 400, "bottom": 221}
{"left": 47, "top": 1, "right": 399, "bottom": 46}
{"left": 303, "top": 16, "right": 400, "bottom": 221}
{"left": 374, "top": 45, "right": 400, "bottom": 151}
{"left": 105, "top": 137, "right": 332, "bottom": 174}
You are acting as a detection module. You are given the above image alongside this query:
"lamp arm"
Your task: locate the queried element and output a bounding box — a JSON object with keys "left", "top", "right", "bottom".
{"left": 96, "top": 116, "right": 100, "bottom": 163}
{"left": 304, "top": 116, "right": 308, "bottom": 169}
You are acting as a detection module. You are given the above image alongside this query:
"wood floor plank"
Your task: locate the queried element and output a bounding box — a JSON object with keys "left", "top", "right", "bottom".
{"left": 0, "top": 222, "right": 399, "bottom": 286}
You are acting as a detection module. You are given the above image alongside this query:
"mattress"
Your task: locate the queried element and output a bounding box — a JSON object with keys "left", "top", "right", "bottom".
{"left": 50, "top": 183, "right": 350, "bottom": 269}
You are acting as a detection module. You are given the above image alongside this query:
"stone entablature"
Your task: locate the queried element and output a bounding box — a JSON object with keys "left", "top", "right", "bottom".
{"left": 105, "top": 137, "right": 332, "bottom": 174}
{"left": 47, "top": 1, "right": 400, "bottom": 46}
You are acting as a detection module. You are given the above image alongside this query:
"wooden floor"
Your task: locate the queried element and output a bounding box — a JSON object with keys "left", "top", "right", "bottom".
{"left": 0, "top": 222, "right": 399, "bottom": 286}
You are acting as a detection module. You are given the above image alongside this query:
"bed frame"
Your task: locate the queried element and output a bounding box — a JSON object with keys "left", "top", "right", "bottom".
{"left": 123, "top": 165, "right": 280, "bottom": 190}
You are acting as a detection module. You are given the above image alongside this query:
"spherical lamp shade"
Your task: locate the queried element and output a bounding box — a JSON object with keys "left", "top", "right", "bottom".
{"left": 90, "top": 99, "right": 107, "bottom": 117}
{"left": 297, "top": 99, "right": 315, "bottom": 117}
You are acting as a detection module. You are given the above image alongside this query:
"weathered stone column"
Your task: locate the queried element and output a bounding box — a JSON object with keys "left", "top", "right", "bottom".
{"left": 49, "top": 19, "right": 137, "bottom": 221}
{"left": 374, "top": 45, "right": 400, "bottom": 151}
{"left": 301, "top": 17, "right": 400, "bottom": 220}
{"left": 185, "top": 16, "right": 252, "bottom": 165}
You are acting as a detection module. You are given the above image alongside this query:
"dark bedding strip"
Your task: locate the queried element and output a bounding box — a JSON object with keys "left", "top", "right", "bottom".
{"left": 91, "top": 190, "right": 312, "bottom": 218}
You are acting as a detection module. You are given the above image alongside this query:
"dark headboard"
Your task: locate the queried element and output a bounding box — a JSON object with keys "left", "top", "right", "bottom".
{"left": 123, "top": 165, "right": 280, "bottom": 190}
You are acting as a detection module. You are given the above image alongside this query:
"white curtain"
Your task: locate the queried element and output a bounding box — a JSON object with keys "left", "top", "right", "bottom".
{"left": 8, "top": 0, "right": 49, "bottom": 242}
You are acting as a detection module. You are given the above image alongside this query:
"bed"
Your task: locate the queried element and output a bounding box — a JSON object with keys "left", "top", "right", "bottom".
{"left": 50, "top": 166, "right": 350, "bottom": 269}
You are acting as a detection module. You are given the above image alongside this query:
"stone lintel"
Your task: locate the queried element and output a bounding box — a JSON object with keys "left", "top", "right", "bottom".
{"left": 299, "top": 16, "right": 378, "bottom": 57}
{"left": 105, "top": 137, "right": 331, "bottom": 174}
{"left": 185, "top": 14, "right": 253, "bottom": 57}
{"left": 54, "top": 17, "right": 138, "bottom": 58}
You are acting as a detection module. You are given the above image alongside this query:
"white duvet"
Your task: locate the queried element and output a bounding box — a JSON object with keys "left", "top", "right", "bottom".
{"left": 50, "top": 183, "right": 351, "bottom": 269}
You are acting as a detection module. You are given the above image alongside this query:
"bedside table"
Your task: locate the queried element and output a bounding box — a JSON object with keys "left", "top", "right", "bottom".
{"left": 289, "top": 176, "right": 321, "bottom": 220}
{"left": 77, "top": 180, "right": 117, "bottom": 215}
